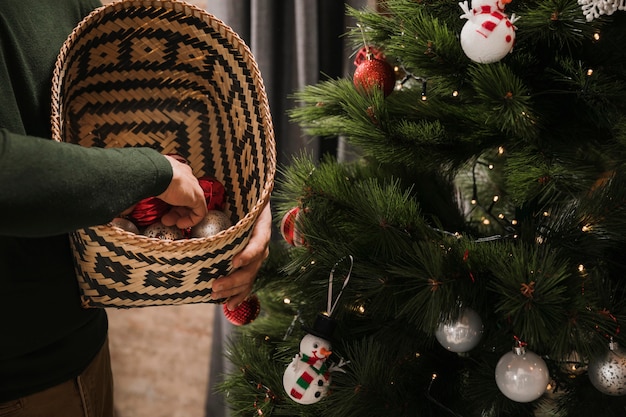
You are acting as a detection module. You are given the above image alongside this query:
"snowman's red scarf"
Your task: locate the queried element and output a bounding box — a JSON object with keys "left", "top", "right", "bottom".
{"left": 289, "top": 354, "right": 330, "bottom": 400}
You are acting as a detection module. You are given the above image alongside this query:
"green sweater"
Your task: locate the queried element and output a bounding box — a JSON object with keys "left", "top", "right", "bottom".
{"left": 0, "top": 0, "right": 174, "bottom": 400}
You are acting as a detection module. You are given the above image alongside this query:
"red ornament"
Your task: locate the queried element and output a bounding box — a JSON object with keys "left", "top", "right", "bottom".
{"left": 223, "top": 294, "right": 261, "bottom": 326}
{"left": 280, "top": 207, "right": 305, "bottom": 247}
{"left": 198, "top": 176, "right": 226, "bottom": 211}
{"left": 353, "top": 46, "right": 386, "bottom": 67}
{"left": 129, "top": 197, "right": 171, "bottom": 227}
{"left": 353, "top": 57, "right": 396, "bottom": 97}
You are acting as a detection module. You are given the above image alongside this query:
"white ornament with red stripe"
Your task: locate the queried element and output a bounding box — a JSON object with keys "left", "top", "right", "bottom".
{"left": 459, "top": 0, "right": 519, "bottom": 64}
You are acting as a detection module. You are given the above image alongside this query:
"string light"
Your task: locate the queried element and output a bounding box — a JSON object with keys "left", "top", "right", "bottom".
{"left": 582, "top": 224, "right": 592, "bottom": 232}
{"left": 283, "top": 298, "right": 291, "bottom": 304}
{"left": 452, "top": 90, "right": 459, "bottom": 97}
{"left": 593, "top": 32, "right": 600, "bottom": 41}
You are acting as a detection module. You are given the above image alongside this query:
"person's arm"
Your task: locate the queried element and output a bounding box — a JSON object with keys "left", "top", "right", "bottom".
{"left": 0, "top": 129, "right": 206, "bottom": 237}
{"left": 211, "top": 202, "right": 272, "bottom": 310}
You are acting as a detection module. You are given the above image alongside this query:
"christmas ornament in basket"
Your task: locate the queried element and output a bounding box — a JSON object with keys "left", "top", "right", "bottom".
{"left": 50, "top": 0, "right": 276, "bottom": 308}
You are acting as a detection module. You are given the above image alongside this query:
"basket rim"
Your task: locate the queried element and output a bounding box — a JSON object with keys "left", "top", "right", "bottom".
{"left": 50, "top": 0, "right": 276, "bottom": 246}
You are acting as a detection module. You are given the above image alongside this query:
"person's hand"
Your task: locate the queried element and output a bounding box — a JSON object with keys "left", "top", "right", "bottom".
{"left": 158, "top": 155, "right": 208, "bottom": 229}
{"left": 211, "top": 203, "right": 272, "bottom": 310}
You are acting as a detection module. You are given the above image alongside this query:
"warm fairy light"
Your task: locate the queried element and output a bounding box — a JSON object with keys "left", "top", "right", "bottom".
{"left": 431, "top": 373, "right": 438, "bottom": 380}
{"left": 511, "top": 219, "right": 518, "bottom": 225}
{"left": 543, "top": 211, "right": 549, "bottom": 217}
{"left": 578, "top": 264, "right": 585, "bottom": 273}
{"left": 498, "top": 146, "right": 505, "bottom": 155}
{"left": 421, "top": 95, "right": 427, "bottom": 101}
{"left": 357, "top": 305, "right": 365, "bottom": 314}
{"left": 471, "top": 199, "right": 477, "bottom": 205}
{"left": 452, "top": 90, "right": 459, "bottom": 97}
{"left": 498, "top": 213, "right": 505, "bottom": 219}
{"left": 493, "top": 195, "right": 499, "bottom": 202}
{"left": 593, "top": 32, "right": 600, "bottom": 41}
{"left": 582, "top": 224, "right": 592, "bottom": 232}
{"left": 283, "top": 298, "right": 291, "bottom": 304}
{"left": 587, "top": 69, "right": 594, "bottom": 76}
{"left": 394, "top": 65, "right": 400, "bottom": 72}
{"left": 482, "top": 218, "right": 490, "bottom": 225}
{"left": 415, "top": 352, "right": 421, "bottom": 358}
{"left": 488, "top": 164, "right": 494, "bottom": 170}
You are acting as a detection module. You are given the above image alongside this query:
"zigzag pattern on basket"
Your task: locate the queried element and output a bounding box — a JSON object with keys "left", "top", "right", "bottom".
{"left": 72, "top": 227, "right": 248, "bottom": 308}
{"left": 60, "top": 5, "right": 268, "bottom": 221}
{"left": 51, "top": 0, "right": 276, "bottom": 308}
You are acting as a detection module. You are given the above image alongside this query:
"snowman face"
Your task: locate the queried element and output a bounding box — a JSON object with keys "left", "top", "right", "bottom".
{"left": 300, "top": 334, "right": 332, "bottom": 359}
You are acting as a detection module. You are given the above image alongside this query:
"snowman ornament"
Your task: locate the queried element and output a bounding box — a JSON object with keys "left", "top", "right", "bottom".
{"left": 283, "top": 314, "right": 337, "bottom": 404}
{"left": 283, "top": 256, "right": 352, "bottom": 405}
{"left": 459, "top": 0, "right": 520, "bottom": 64}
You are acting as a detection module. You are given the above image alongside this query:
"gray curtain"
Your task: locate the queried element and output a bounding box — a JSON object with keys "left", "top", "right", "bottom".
{"left": 202, "top": 2, "right": 372, "bottom": 416}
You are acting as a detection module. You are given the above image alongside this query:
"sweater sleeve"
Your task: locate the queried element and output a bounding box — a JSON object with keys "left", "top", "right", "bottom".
{"left": 0, "top": 129, "right": 173, "bottom": 237}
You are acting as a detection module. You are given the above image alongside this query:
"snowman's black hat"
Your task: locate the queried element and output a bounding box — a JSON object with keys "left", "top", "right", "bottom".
{"left": 303, "top": 312, "right": 337, "bottom": 342}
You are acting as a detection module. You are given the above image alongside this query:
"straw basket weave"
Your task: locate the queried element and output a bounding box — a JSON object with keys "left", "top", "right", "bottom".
{"left": 50, "top": 0, "right": 275, "bottom": 308}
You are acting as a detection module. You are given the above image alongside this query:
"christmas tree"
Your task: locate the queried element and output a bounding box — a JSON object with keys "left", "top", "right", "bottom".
{"left": 218, "top": 0, "right": 626, "bottom": 415}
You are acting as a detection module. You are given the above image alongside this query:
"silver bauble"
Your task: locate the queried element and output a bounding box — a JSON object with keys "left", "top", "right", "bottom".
{"left": 190, "top": 210, "right": 233, "bottom": 238}
{"left": 495, "top": 347, "right": 550, "bottom": 403}
{"left": 588, "top": 341, "right": 626, "bottom": 396}
{"left": 143, "top": 221, "right": 184, "bottom": 240}
{"left": 435, "top": 307, "right": 484, "bottom": 353}
{"left": 110, "top": 217, "right": 140, "bottom": 234}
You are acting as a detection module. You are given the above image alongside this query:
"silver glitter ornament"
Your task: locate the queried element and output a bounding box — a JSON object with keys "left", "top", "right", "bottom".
{"left": 588, "top": 340, "right": 626, "bottom": 396}
{"left": 143, "top": 221, "right": 184, "bottom": 240}
{"left": 190, "top": 210, "right": 232, "bottom": 238}
{"left": 435, "top": 307, "right": 484, "bottom": 353}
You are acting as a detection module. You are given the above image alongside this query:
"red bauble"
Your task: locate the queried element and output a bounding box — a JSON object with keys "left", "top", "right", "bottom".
{"left": 198, "top": 176, "right": 226, "bottom": 210}
{"left": 129, "top": 197, "right": 171, "bottom": 227}
{"left": 353, "top": 58, "right": 396, "bottom": 97}
{"left": 223, "top": 294, "right": 261, "bottom": 326}
{"left": 280, "top": 206, "right": 305, "bottom": 247}
{"left": 353, "top": 46, "right": 386, "bottom": 67}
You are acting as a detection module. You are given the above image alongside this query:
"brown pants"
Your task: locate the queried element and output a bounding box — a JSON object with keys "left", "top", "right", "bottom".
{"left": 0, "top": 339, "right": 114, "bottom": 417}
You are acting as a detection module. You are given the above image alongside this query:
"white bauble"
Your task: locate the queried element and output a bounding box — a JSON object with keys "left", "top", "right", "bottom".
{"left": 435, "top": 308, "right": 484, "bottom": 353}
{"left": 190, "top": 210, "right": 232, "bottom": 238}
{"left": 143, "top": 221, "right": 184, "bottom": 240}
{"left": 588, "top": 342, "right": 626, "bottom": 396}
{"left": 495, "top": 347, "right": 549, "bottom": 402}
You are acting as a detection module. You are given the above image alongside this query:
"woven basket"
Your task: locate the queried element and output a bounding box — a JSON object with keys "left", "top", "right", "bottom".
{"left": 50, "top": 0, "right": 275, "bottom": 308}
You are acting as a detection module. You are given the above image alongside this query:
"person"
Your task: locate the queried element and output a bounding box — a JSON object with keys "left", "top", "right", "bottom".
{"left": 0, "top": 0, "right": 272, "bottom": 415}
